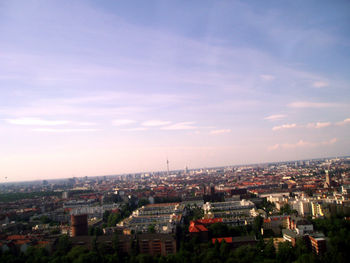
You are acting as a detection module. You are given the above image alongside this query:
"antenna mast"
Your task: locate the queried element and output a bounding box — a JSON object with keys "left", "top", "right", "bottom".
{"left": 166, "top": 158, "right": 169, "bottom": 176}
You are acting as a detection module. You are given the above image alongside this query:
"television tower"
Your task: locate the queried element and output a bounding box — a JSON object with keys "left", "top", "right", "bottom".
{"left": 166, "top": 158, "right": 169, "bottom": 176}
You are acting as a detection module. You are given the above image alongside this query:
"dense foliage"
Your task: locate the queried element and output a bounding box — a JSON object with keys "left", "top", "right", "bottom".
{"left": 0, "top": 190, "right": 93, "bottom": 203}
{"left": 0, "top": 191, "right": 61, "bottom": 203}
{"left": 1, "top": 217, "right": 350, "bottom": 263}
{"left": 0, "top": 235, "right": 313, "bottom": 263}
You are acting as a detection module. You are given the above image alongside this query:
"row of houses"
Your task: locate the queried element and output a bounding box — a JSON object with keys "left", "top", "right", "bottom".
{"left": 203, "top": 200, "right": 256, "bottom": 226}
{"left": 118, "top": 203, "right": 184, "bottom": 234}
{"left": 71, "top": 233, "right": 177, "bottom": 256}
{"left": 267, "top": 193, "right": 350, "bottom": 218}
{"left": 0, "top": 234, "right": 55, "bottom": 254}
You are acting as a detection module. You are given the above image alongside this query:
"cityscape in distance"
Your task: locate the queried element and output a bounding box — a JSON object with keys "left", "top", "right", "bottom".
{"left": 1, "top": 156, "right": 350, "bottom": 262}
{"left": 1, "top": 1, "right": 350, "bottom": 263}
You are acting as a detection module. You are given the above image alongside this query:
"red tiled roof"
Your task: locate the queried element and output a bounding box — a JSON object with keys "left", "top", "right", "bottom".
{"left": 189, "top": 226, "right": 200, "bottom": 233}
{"left": 212, "top": 237, "right": 233, "bottom": 244}
{"left": 189, "top": 219, "right": 211, "bottom": 233}
{"left": 6, "top": 235, "right": 27, "bottom": 240}
{"left": 197, "top": 218, "right": 223, "bottom": 225}
{"left": 264, "top": 216, "right": 288, "bottom": 223}
{"left": 189, "top": 224, "right": 209, "bottom": 233}
{"left": 304, "top": 184, "right": 316, "bottom": 188}
{"left": 196, "top": 225, "right": 208, "bottom": 232}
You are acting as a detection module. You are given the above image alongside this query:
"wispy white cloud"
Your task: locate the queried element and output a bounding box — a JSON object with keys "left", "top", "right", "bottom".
{"left": 264, "top": 114, "right": 286, "bottom": 121}
{"left": 121, "top": 127, "right": 148, "bottom": 131}
{"left": 161, "top": 122, "right": 196, "bottom": 130}
{"left": 288, "top": 101, "right": 339, "bottom": 108}
{"left": 260, "top": 74, "right": 275, "bottom": 81}
{"left": 268, "top": 138, "right": 337, "bottom": 151}
{"left": 336, "top": 118, "right": 350, "bottom": 126}
{"left": 76, "top": 122, "right": 97, "bottom": 126}
{"left": 59, "top": 92, "right": 186, "bottom": 107}
{"left": 111, "top": 119, "right": 136, "bottom": 126}
{"left": 272, "top": 123, "right": 297, "bottom": 131}
{"left": 312, "top": 81, "right": 328, "bottom": 88}
{"left": 210, "top": 129, "right": 231, "bottom": 134}
{"left": 60, "top": 94, "right": 123, "bottom": 104}
{"left": 272, "top": 119, "right": 349, "bottom": 130}
{"left": 4, "top": 117, "right": 70, "bottom": 126}
{"left": 0, "top": 91, "right": 188, "bottom": 118}
{"left": 31, "top": 128, "right": 100, "bottom": 133}
{"left": 141, "top": 120, "right": 171, "bottom": 127}
{"left": 306, "top": 122, "right": 331, "bottom": 129}
{"left": 0, "top": 104, "right": 148, "bottom": 117}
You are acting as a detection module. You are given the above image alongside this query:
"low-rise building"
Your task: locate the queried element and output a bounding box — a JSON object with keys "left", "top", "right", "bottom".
{"left": 203, "top": 200, "right": 255, "bottom": 219}
{"left": 311, "top": 202, "right": 324, "bottom": 218}
{"left": 307, "top": 233, "right": 326, "bottom": 255}
{"left": 138, "top": 233, "right": 176, "bottom": 256}
{"left": 263, "top": 216, "right": 289, "bottom": 235}
{"left": 118, "top": 203, "right": 184, "bottom": 234}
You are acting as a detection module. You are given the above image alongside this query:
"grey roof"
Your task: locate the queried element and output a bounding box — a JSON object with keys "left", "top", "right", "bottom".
{"left": 282, "top": 229, "right": 299, "bottom": 238}
{"left": 231, "top": 236, "right": 257, "bottom": 242}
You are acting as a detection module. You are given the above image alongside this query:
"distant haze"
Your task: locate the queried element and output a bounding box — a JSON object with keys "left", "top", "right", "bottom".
{"left": 1, "top": 0, "right": 350, "bottom": 182}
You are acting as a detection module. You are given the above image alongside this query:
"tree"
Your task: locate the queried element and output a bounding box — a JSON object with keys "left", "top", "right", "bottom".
{"left": 219, "top": 240, "right": 229, "bottom": 261}
{"left": 189, "top": 207, "right": 204, "bottom": 221}
{"left": 232, "top": 245, "right": 259, "bottom": 263}
{"left": 305, "top": 189, "right": 313, "bottom": 197}
{"left": 88, "top": 226, "right": 95, "bottom": 236}
{"left": 208, "top": 223, "right": 229, "bottom": 237}
{"left": 148, "top": 224, "right": 156, "bottom": 233}
{"left": 263, "top": 238, "right": 276, "bottom": 259}
{"left": 107, "top": 212, "right": 121, "bottom": 227}
{"left": 253, "top": 215, "right": 263, "bottom": 238}
{"left": 56, "top": 235, "right": 72, "bottom": 256}
{"left": 91, "top": 236, "right": 98, "bottom": 253}
{"left": 66, "top": 246, "right": 89, "bottom": 262}
{"left": 104, "top": 252, "right": 119, "bottom": 263}
{"left": 98, "top": 242, "right": 114, "bottom": 257}
{"left": 94, "top": 227, "right": 103, "bottom": 236}
{"left": 103, "top": 210, "right": 111, "bottom": 223}
{"left": 279, "top": 204, "right": 297, "bottom": 215}
{"left": 39, "top": 215, "right": 52, "bottom": 224}
{"left": 258, "top": 198, "right": 275, "bottom": 214}
{"left": 276, "top": 241, "right": 294, "bottom": 263}
{"left": 112, "top": 232, "right": 119, "bottom": 252}
{"left": 202, "top": 247, "right": 220, "bottom": 263}
{"left": 25, "top": 247, "right": 49, "bottom": 263}
{"left": 138, "top": 199, "right": 150, "bottom": 207}
{"left": 294, "top": 238, "right": 308, "bottom": 256}
{"left": 74, "top": 251, "right": 99, "bottom": 263}
{"left": 294, "top": 253, "right": 317, "bottom": 263}
{"left": 135, "top": 254, "right": 153, "bottom": 263}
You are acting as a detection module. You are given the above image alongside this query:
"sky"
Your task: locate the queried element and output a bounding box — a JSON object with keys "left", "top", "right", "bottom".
{"left": 1, "top": 0, "right": 350, "bottom": 182}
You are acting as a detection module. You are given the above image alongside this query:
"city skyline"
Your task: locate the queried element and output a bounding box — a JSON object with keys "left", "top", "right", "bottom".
{"left": 1, "top": 0, "right": 350, "bottom": 182}
{"left": 0, "top": 155, "right": 347, "bottom": 184}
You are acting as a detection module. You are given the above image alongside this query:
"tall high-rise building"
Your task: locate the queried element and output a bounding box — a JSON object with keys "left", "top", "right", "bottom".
{"left": 71, "top": 214, "right": 88, "bottom": 237}
{"left": 324, "top": 170, "right": 331, "bottom": 188}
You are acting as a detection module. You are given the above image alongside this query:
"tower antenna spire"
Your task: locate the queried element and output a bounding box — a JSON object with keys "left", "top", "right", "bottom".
{"left": 166, "top": 158, "right": 169, "bottom": 176}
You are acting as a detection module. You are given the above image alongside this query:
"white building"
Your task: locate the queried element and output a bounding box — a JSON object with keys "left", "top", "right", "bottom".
{"left": 203, "top": 200, "right": 255, "bottom": 218}
{"left": 118, "top": 203, "right": 184, "bottom": 234}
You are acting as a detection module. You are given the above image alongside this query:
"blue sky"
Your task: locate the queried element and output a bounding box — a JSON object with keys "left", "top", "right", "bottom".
{"left": 1, "top": 0, "right": 350, "bottom": 182}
